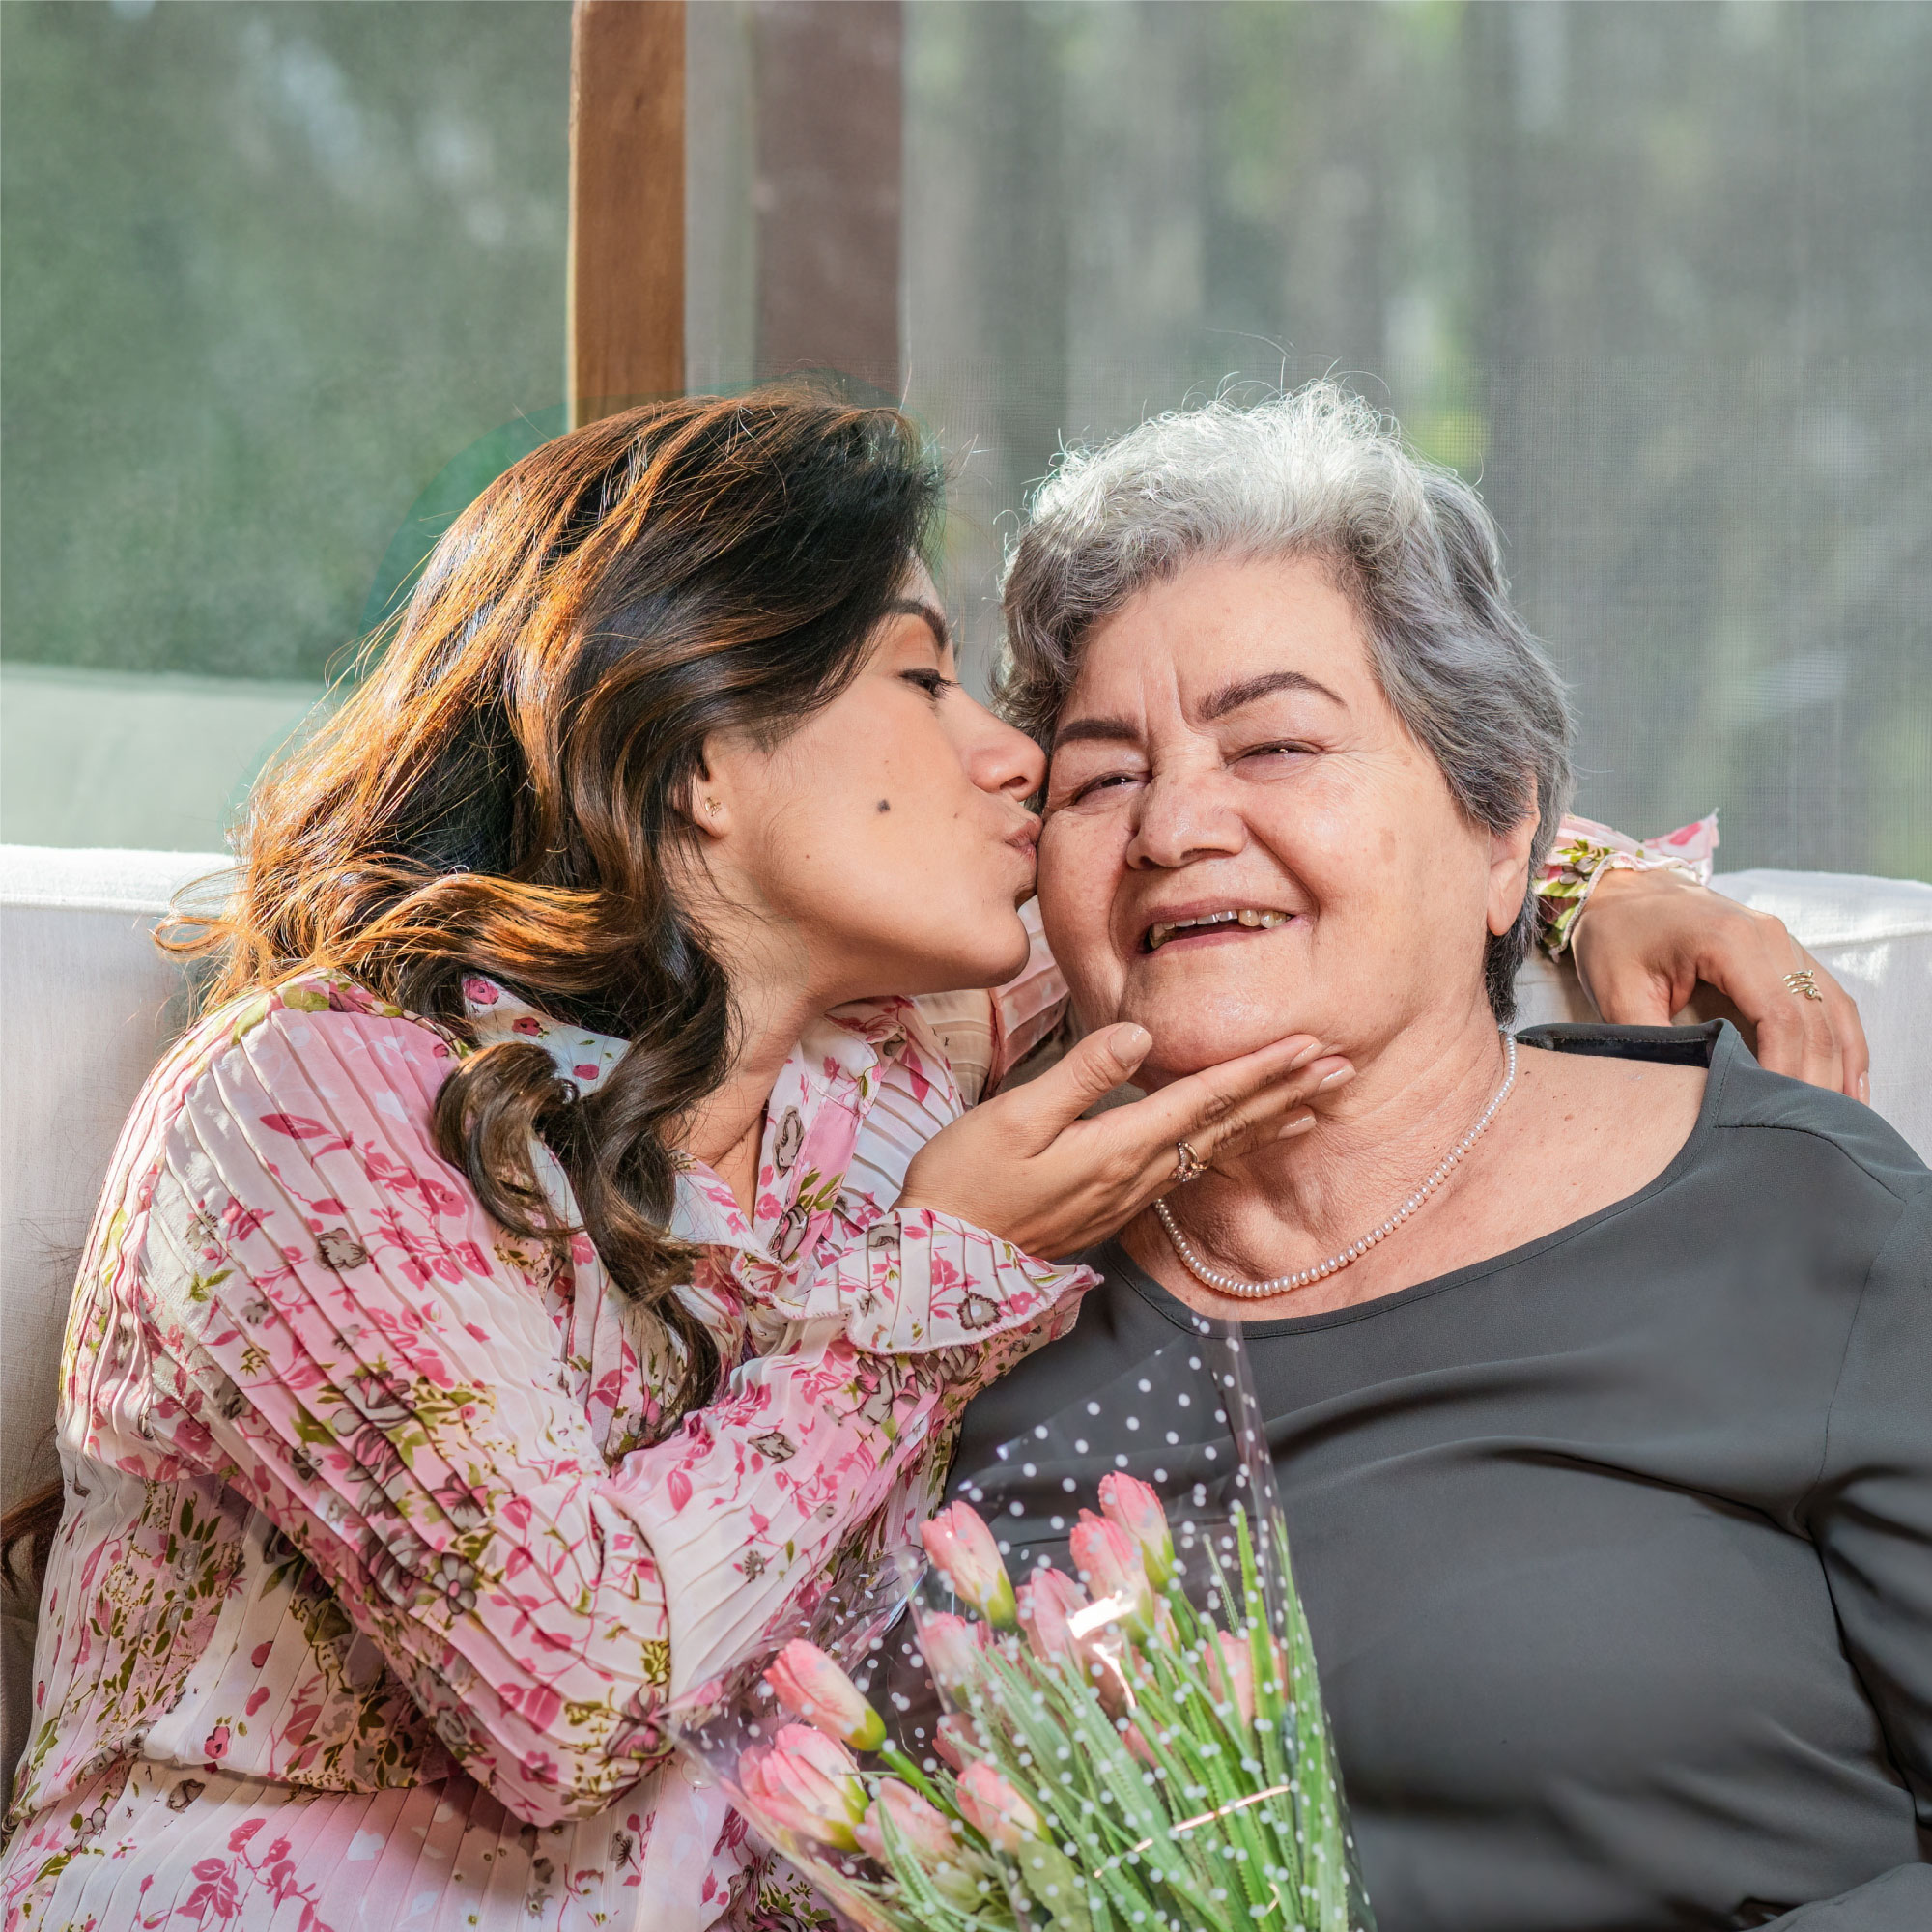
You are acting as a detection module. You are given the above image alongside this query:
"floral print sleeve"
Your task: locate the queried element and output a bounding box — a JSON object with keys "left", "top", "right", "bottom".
{"left": 1535, "top": 810, "right": 1720, "bottom": 956}
{"left": 100, "top": 990, "right": 701, "bottom": 1822}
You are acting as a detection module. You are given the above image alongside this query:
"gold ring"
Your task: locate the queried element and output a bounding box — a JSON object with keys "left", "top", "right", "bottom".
{"left": 1174, "top": 1140, "right": 1207, "bottom": 1184}
{"left": 1783, "top": 969, "right": 1824, "bottom": 1002}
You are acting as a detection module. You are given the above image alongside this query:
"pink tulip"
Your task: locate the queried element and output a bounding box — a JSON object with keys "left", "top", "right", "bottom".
{"left": 919, "top": 1612, "right": 988, "bottom": 1694}
{"left": 858, "top": 1780, "right": 1001, "bottom": 1912}
{"left": 953, "top": 1760, "right": 1043, "bottom": 1855}
{"left": 933, "top": 1713, "right": 987, "bottom": 1772}
{"left": 1097, "top": 1472, "right": 1175, "bottom": 1590}
{"left": 1019, "top": 1565, "right": 1129, "bottom": 1715}
{"left": 737, "top": 1722, "right": 868, "bottom": 1850}
{"left": 1069, "top": 1512, "right": 1155, "bottom": 1639}
{"left": 764, "top": 1640, "right": 887, "bottom": 1751}
{"left": 855, "top": 1778, "right": 964, "bottom": 1865}
{"left": 921, "top": 1503, "right": 1017, "bottom": 1628}
{"left": 1016, "top": 1565, "right": 1091, "bottom": 1667}
{"left": 1205, "top": 1629, "right": 1257, "bottom": 1730}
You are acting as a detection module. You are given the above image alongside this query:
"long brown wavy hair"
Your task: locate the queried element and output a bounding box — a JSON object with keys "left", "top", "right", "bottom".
{"left": 168, "top": 387, "right": 944, "bottom": 1420}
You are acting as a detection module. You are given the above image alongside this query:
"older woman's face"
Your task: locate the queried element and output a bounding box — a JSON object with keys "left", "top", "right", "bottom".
{"left": 1036, "top": 553, "right": 1534, "bottom": 1083}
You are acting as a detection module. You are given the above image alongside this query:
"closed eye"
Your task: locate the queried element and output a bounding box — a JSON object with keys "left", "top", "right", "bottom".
{"left": 900, "top": 669, "right": 957, "bottom": 699}
{"left": 1065, "top": 769, "right": 1144, "bottom": 805}
{"left": 1237, "top": 740, "right": 1317, "bottom": 767}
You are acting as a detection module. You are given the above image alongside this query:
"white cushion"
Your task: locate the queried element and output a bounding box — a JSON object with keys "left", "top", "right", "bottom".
{"left": 1712, "top": 869, "right": 1932, "bottom": 1160}
{"left": 1516, "top": 868, "right": 1932, "bottom": 1159}
{"left": 2, "top": 848, "right": 232, "bottom": 1512}
{"left": 1, "top": 848, "right": 231, "bottom": 1798}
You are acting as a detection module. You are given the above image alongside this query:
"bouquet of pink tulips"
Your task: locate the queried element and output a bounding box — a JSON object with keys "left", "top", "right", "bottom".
{"left": 675, "top": 1327, "right": 1374, "bottom": 1932}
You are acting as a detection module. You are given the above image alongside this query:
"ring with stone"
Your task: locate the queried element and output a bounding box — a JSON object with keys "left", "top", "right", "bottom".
{"left": 1174, "top": 1139, "right": 1208, "bottom": 1184}
{"left": 1783, "top": 969, "right": 1824, "bottom": 1002}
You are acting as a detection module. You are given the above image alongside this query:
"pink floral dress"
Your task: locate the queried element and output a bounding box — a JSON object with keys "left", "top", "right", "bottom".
{"left": 0, "top": 930, "right": 1083, "bottom": 1932}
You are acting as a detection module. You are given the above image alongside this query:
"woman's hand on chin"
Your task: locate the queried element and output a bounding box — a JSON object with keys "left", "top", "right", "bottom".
{"left": 1573, "top": 867, "right": 1869, "bottom": 1101}
{"left": 896, "top": 1026, "right": 1352, "bottom": 1260}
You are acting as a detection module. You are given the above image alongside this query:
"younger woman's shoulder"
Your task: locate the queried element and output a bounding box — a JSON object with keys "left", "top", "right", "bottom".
{"left": 163, "top": 968, "right": 467, "bottom": 1111}
{"left": 97, "top": 972, "right": 477, "bottom": 1319}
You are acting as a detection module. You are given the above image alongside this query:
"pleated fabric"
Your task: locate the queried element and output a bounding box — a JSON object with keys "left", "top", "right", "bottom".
{"left": 1, "top": 948, "right": 1089, "bottom": 1931}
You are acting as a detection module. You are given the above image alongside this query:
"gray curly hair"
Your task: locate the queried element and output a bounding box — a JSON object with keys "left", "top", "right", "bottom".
{"left": 997, "top": 383, "right": 1576, "bottom": 1022}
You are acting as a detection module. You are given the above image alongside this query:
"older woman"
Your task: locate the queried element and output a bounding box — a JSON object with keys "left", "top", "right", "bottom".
{"left": 954, "top": 388, "right": 1931, "bottom": 1929}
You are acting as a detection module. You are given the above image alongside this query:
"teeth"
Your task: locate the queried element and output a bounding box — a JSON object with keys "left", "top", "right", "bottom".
{"left": 1147, "top": 909, "right": 1291, "bottom": 951}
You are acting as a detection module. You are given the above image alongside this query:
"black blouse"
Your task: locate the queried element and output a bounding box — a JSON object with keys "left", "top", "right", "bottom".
{"left": 951, "top": 1023, "right": 1932, "bottom": 1931}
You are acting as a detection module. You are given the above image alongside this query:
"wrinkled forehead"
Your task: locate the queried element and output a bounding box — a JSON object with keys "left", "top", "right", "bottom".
{"left": 1045, "top": 552, "right": 1378, "bottom": 746}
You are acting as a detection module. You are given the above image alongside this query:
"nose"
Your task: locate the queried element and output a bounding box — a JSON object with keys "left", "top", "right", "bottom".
{"left": 962, "top": 697, "right": 1047, "bottom": 802}
{"left": 1127, "top": 765, "right": 1247, "bottom": 869}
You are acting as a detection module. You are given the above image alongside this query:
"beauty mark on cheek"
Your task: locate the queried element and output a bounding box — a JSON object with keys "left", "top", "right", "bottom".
{"left": 876, "top": 799, "right": 891, "bottom": 813}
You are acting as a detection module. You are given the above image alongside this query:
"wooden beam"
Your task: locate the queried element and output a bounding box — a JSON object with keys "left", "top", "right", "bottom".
{"left": 568, "top": 0, "right": 685, "bottom": 427}
{"left": 753, "top": 0, "right": 901, "bottom": 393}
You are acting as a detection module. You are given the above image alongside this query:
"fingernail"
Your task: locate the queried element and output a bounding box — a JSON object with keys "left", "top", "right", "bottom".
{"left": 1317, "top": 1065, "right": 1354, "bottom": 1091}
{"left": 1289, "top": 1038, "right": 1325, "bottom": 1069}
{"left": 1858, "top": 1072, "right": 1870, "bottom": 1104}
{"left": 1116, "top": 1024, "right": 1151, "bottom": 1059}
{"left": 1277, "top": 1113, "right": 1316, "bottom": 1139}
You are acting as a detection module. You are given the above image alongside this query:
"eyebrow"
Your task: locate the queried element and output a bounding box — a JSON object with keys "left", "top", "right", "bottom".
{"left": 1053, "top": 668, "right": 1346, "bottom": 748}
{"left": 1053, "top": 713, "right": 1141, "bottom": 749}
{"left": 886, "top": 598, "right": 952, "bottom": 655}
{"left": 1202, "top": 668, "right": 1347, "bottom": 719}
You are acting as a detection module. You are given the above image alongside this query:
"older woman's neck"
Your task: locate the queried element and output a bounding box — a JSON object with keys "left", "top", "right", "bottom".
{"left": 1128, "top": 1000, "right": 1514, "bottom": 1293}
{"left": 1269, "top": 1003, "right": 1509, "bottom": 1185}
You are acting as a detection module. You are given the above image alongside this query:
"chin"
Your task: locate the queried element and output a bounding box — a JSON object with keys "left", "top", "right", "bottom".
{"left": 1130, "top": 1000, "right": 1321, "bottom": 1082}
{"left": 907, "top": 911, "right": 1032, "bottom": 998}
{"left": 976, "top": 927, "right": 1035, "bottom": 990}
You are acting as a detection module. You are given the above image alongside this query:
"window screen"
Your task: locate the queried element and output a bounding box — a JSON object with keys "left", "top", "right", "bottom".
{"left": 888, "top": 0, "right": 1931, "bottom": 880}
{"left": 0, "top": 0, "right": 569, "bottom": 849}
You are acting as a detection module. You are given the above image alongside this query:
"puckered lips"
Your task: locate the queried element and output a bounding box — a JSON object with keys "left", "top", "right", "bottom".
{"left": 1139, "top": 901, "right": 1300, "bottom": 954}
{"left": 1002, "top": 813, "right": 1040, "bottom": 902}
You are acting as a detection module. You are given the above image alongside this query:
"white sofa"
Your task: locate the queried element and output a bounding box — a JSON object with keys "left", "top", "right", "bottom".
{"left": 5, "top": 842, "right": 1930, "bottom": 1809}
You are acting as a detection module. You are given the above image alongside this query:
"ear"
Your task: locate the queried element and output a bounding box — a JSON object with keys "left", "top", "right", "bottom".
{"left": 1486, "top": 780, "right": 1541, "bottom": 938}
{"left": 678, "top": 752, "right": 732, "bottom": 840}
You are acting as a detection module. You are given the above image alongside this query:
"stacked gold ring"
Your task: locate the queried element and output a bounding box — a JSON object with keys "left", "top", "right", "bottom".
{"left": 1784, "top": 969, "right": 1825, "bottom": 1002}
{"left": 1174, "top": 1139, "right": 1208, "bottom": 1184}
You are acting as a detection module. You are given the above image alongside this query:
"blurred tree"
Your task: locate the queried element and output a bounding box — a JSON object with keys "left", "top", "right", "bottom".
{"left": 0, "top": 0, "right": 569, "bottom": 683}
{"left": 7, "top": 0, "right": 1926, "bottom": 875}
{"left": 899, "top": 0, "right": 1931, "bottom": 878}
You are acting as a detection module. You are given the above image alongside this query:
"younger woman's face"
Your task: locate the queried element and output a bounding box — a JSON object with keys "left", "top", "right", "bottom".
{"left": 698, "top": 566, "right": 1047, "bottom": 1005}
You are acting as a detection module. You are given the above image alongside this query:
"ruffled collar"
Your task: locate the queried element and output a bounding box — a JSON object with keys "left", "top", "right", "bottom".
{"left": 458, "top": 976, "right": 938, "bottom": 1282}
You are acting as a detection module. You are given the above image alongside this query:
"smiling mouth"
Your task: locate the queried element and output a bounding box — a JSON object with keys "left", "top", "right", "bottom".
{"left": 1144, "top": 908, "right": 1293, "bottom": 952}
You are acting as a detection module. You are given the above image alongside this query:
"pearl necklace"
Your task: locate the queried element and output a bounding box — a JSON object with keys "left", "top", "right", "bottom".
{"left": 1153, "top": 1029, "right": 1518, "bottom": 1301}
